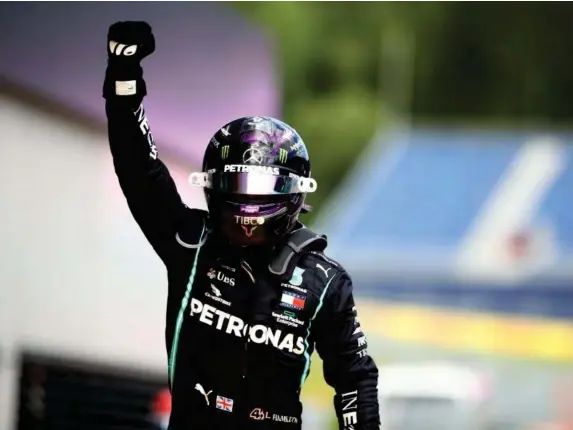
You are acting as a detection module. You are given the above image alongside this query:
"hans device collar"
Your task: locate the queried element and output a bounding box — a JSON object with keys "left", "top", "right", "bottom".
{"left": 269, "top": 227, "right": 327, "bottom": 280}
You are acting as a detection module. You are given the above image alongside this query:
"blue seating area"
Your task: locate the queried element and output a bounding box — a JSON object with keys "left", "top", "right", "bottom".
{"left": 350, "top": 134, "right": 519, "bottom": 249}
{"left": 316, "top": 128, "right": 573, "bottom": 319}
{"left": 320, "top": 128, "right": 573, "bottom": 259}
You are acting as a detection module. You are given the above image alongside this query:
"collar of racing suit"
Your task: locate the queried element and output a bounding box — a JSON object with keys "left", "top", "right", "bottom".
{"left": 207, "top": 223, "right": 328, "bottom": 282}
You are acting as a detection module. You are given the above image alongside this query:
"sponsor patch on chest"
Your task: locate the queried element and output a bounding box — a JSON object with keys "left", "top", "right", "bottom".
{"left": 271, "top": 310, "right": 305, "bottom": 328}
{"left": 189, "top": 298, "right": 305, "bottom": 355}
{"left": 280, "top": 291, "right": 306, "bottom": 310}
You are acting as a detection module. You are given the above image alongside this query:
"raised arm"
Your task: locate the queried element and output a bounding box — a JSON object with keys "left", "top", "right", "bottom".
{"left": 103, "top": 22, "right": 187, "bottom": 263}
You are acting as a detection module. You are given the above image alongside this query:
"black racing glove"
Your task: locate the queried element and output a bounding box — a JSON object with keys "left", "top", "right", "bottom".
{"left": 103, "top": 21, "right": 155, "bottom": 106}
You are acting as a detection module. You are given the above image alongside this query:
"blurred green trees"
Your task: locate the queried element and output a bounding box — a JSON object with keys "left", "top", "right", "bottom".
{"left": 233, "top": 2, "right": 573, "bottom": 216}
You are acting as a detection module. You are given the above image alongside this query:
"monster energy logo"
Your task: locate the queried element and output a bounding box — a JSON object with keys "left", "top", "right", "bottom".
{"left": 221, "top": 145, "right": 230, "bottom": 159}
{"left": 278, "top": 148, "right": 288, "bottom": 164}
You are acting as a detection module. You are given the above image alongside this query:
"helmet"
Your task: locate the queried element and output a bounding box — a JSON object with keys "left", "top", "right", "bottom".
{"left": 189, "top": 116, "right": 317, "bottom": 246}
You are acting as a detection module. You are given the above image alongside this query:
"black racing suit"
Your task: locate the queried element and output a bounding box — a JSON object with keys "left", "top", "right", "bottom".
{"left": 106, "top": 99, "right": 380, "bottom": 430}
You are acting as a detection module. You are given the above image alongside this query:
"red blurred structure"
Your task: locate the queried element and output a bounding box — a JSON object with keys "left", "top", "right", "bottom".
{"left": 150, "top": 388, "right": 172, "bottom": 430}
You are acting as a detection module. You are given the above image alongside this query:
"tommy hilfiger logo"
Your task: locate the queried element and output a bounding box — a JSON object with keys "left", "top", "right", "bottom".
{"left": 280, "top": 291, "right": 306, "bottom": 310}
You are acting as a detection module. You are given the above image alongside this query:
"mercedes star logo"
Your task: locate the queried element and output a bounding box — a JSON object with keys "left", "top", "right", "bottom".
{"left": 243, "top": 147, "right": 264, "bottom": 164}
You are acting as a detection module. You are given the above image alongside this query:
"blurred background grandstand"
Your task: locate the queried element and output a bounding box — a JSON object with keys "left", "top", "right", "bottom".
{"left": 1, "top": 2, "right": 573, "bottom": 430}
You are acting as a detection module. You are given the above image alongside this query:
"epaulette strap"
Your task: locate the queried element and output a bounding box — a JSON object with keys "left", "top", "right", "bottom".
{"left": 269, "top": 228, "right": 327, "bottom": 279}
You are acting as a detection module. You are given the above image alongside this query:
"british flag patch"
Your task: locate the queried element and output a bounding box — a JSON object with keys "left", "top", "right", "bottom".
{"left": 216, "top": 395, "right": 233, "bottom": 412}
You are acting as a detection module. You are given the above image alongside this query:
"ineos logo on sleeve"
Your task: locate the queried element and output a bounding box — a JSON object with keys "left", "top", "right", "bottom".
{"left": 243, "top": 148, "right": 263, "bottom": 164}
{"left": 340, "top": 390, "right": 358, "bottom": 430}
{"left": 134, "top": 105, "right": 158, "bottom": 159}
{"left": 109, "top": 40, "right": 138, "bottom": 56}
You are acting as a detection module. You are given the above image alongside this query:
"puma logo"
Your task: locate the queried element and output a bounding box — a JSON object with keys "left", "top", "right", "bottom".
{"left": 194, "top": 383, "right": 213, "bottom": 406}
{"left": 316, "top": 263, "right": 331, "bottom": 278}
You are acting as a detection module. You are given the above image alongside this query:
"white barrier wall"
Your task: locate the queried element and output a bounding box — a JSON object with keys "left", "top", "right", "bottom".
{"left": 0, "top": 95, "right": 206, "bottom": 428}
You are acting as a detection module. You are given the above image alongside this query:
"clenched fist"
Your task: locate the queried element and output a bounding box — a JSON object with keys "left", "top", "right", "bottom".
{"left": 107, "top": 21, "right": 155, "bottom": 62}
{"left": 103, "top": 21, "right": 155, "bottom": 102}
